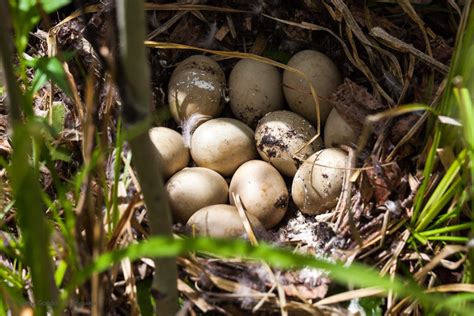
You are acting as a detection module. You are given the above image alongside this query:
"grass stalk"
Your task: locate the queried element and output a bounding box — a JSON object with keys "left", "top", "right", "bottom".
{"left": 0, "top": 2, "right": 59, "bottom": 314}
{"left": 115, "top": 0, "right": 178, "bottom": 314}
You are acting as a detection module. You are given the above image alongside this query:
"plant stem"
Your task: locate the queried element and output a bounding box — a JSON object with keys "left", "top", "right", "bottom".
{"left": 115, "top": 0, "right": 178, "bottom": 314}
{"left": 0, "top": 2, "right": 59, "bottom": 314}
{"left": 0, "top": 0, "right": 22, "bottom": 124}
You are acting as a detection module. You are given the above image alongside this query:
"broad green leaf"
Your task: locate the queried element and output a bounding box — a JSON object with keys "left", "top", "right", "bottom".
{"left": 27, "top": 57, "right": 71, "bottom": 96}
{"left": 51, "top": 102, "right": 66, "bottom": 134}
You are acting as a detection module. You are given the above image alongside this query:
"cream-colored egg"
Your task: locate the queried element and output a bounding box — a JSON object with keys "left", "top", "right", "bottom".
{"left": 186, "top": 204, "right": 264, "bottom": 238}
{"left": 283, "top": 50, "right": 341, "bottom": 126}
{"left": 190, "top": 118, "right": 258, "bottom": 177}
{"left": 255, "top": 110, "right": 323, "bottom": 177}
{"left": 149, "top": 127, "right": 189, "bottom": 179}
{"left": 229, "top": 160, "right": 288, "bottom": 228}
{"left": 292, "top": 148, "right": 347, "bottom": 215}
{"left": 166, "top": 167, "right": 228, "bottom": 223}
{"left": 168, "top": 55, "right": 225, "bottom": 123}
{"left": 324, "top": 108, "right": 358, "bottom": 148}
{"left": 229, "top": 59, "right": 283, "bottom": 127}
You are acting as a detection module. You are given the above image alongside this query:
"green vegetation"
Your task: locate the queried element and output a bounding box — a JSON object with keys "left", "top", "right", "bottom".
{"left": 1, "top": 0, "right": 474, "bottom": 315}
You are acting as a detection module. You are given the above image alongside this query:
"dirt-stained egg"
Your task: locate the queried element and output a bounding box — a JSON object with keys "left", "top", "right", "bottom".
{"left": 186, "top": 204, "right": 264, "bottom": 238}
{"left": 255, "top": 110, "right": 323, "bottom": 177}
{"left": 149, "top": 127, "right": 190, "bottom": 179}
{"left": 324, "top": 108, "right": 358, "bottom": 148}
{"left": 191, "top": 118, "right": 258, "bottom": 177}
{"left": 229, "top": 160, "right": 288, "bottom": 228}
{"left": 283, "top": 50, "right": 342, "bottom": 126}
{"left": 292, "top": 148, "right": 347, "bottom": 215}
{"left": 166, "top": 167, "right": 229, "bottom": 223}
{"left": 229, "top": 59, "right": 284, "bottom": 127}
{"left": 168, "top": 55, "right": 225, "bottom": 124}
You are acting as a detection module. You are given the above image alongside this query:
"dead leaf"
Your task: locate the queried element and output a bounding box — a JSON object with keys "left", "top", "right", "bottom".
{"left": 365, "top": 161, "right": 402, "bottom": 205}
{"left": 329, "top": 79, "right": 386, "bottom": 133}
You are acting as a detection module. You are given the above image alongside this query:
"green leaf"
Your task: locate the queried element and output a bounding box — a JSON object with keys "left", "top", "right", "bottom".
{"left": 8, "top": 123, "right": 58, "bottom": 314}
{"left": 136, "top": 278, "right": 154, "bottom": 316}
{"left": 415, "top": 150, "right": 465, "bottom": 231}
{"left": 48, "top": 145, "right": 71, "bottom": 162}
{"left": 63, "top": 236, "right": 471, "bottom": 314}
{"left": 27, "top": 57, "right": 71, "bottom": 96}
{"left": 435, "top": 293, "right": 474, "bottom": 313}
{"left": 29, "top": 68, "right": 48, "bottom": 96}
{"left": 54, "top": 260, "right": 68, "bottom": 287}
{"left": 358, "top": 297, "right": 384, "bottom": 316}
{"left": 11, "top": 1, "right": 69, "bottom": 54}
{"left": 50, "top": 102, "right": 66, "bottom": 134}
{"left": 39, "top": 0, "right": 71, "bottom": 13}
{"left": 0, "top": 282, "right": 27, "bottom": 315}
{"left": 263, "top": 50, "right": 292, "bottom": 64}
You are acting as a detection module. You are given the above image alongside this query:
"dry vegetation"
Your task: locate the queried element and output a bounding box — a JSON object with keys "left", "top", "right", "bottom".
{"left": 1, "top": 0, "right": 473, "bottom": 315}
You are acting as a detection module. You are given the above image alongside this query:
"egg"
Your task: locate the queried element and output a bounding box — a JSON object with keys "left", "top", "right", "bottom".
{"left": 229, "top": 59, "right": 284, "bottom": 127}
{"left": 190, "top": 118, "right": 258, "bottom": 177}
{"left": 255, "top": 110, "right": 323, "bottom": 177}
{"left": 186, "top": 204, "right": 264, "bottom": 238}
{"left": 168, "top": 55, "right": 225, "bottom": 124}
{"left": 166, "top": 167, "right": 229, "bottom": 223}
{"left": 292, "top": 148, "right": 347, "bottom": 215}
{"left": 283, "top": 50, "right": 342, "bottom": 126}
{"left": 324, "top": 108, "right": 358, "bottom": 147}
{"left": 149, "top": 127, "right": 190, "bottom": 179}
{"left": 229, "top": 160, "right": 289, "bottom": 228}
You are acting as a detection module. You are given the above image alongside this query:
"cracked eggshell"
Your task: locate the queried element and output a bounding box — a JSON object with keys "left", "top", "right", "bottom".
{"left": 324, "top": 108, "right": 358, "bottom": 148}
{"left": 229, "top": 59, "right": 284, "bottom": 127}
{"left": 168, "top": 55, "right": 225, "bottom": 123}
{"left": 292, "top": 148, "right": 347, "bottom": 215}
{"left": 186, "top": 204, "right": 264, "bottom": 238}
{"left": 166, "top": 167, "right": 229, "bottom": 223}
{"left": 229, "top": 160, "right": 289, "bottom": 228}
{"left": 283, "top": 50, "right": 342, "bottom": 126}
{"left": 255, "top": 110, "right": 323, "bottom": 177}
{"left": 149, "top": 127, "right": 189, "bottom": 179}
{"left": 190, "top": 118, "right": 258, "bottom": 176}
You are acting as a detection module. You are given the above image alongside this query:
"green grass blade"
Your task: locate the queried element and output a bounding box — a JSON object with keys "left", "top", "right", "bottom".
{"left": 416, "top": 150, "right": 465, "bottom": 231}
{"left": 412, "top": 130, "right": 442, "bottom": 224}
{"left": 435, "top": 293, "right": 474, "bottom": 313}
{"left": 420, "top": 223, "right": 472, "bottom": 237}
{"left": 0, "top": 264, "right": 24, "bottom": 289}
{"left": 8, "top": 124, "right": 59, "bottom": 314}
{"left": 62, "top": 236, "right": 472, "bottom": 314}
{"left": 425, "top": 236, "right": 469, "bottom": 242}
{"left": 428, "top": 190, "right": 467, "bottom": 229}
